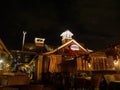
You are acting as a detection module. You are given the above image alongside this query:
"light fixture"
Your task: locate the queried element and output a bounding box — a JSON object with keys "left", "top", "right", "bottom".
{"left": 0, "top": 59, "right": 3, "bottom": 63}
{"left": 113, "top": 60, "right": 118, "bottom": 65}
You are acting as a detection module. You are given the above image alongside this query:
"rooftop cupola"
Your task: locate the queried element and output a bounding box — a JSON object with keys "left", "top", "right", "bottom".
{"left": 60, "top": 30, "right": 73, "bottom": 44}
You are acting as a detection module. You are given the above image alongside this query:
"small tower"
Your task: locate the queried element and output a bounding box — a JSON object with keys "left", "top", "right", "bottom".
{"left": 35, "top": 38, "right": 45, "bottom": 46}
{"left": 60, "top": 30, "right": 73, "bottom": 44}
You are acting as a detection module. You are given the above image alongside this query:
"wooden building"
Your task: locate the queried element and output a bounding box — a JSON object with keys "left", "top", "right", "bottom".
{"left": 89, "top": 51, "right": 114, "bottom": 71}
{"left": 25, "top": 30, "right": 117, "bottom": 81}
{"left": 32, "top": 30, "right": 92, "bottom": 81}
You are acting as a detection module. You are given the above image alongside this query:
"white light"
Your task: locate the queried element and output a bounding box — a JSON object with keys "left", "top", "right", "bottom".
{"left": 0, "top": 59, "right": 3, "bottom": 63}
{"left": 114, "top": 60, "right": 118, "bottom": 65}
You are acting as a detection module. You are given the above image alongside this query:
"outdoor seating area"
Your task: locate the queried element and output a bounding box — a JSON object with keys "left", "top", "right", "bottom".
{"left": 40, "top": 72, "right": 106, "bottom": 90}
{"left": 0, "top": 71, "right": 119, "bottom": 90}
{"left": 0, "top": 72, "right": 30, "bottom": 86}
{"left": 104, "top": 73, "right": 120, "bottom": 90}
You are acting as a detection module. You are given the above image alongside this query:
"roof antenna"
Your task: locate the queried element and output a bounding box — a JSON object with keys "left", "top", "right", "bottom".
{"left": 22, "top": 31, "right": 27, "bottom": 50}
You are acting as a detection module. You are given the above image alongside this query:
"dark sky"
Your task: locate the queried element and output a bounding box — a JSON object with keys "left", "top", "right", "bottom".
{"left": 1, "top": 0, "right": 120, "bottom": 50}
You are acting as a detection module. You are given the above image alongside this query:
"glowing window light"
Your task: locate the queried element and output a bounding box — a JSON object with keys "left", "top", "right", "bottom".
{"left": 35, "top": 38, "right": 45, "bottom": 43}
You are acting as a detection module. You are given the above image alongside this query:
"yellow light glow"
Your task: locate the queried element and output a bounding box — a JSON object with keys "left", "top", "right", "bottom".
{"left": 88, "top": 63, "right": 91, "bottom": 68}
{"left": 114, "top": 60, "right": 118, "bottom": 65}
{"left": 0, "top": 59, "right": 3, "bottom": 63}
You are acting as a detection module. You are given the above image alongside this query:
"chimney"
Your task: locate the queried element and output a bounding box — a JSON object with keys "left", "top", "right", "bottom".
{"left": 35, "top": 38, "right": 45, "bottom": 46}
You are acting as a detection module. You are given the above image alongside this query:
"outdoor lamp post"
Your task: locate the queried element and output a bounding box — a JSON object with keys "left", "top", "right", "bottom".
{"left": 113, "top": 56, "right": 120, "bottom": 73}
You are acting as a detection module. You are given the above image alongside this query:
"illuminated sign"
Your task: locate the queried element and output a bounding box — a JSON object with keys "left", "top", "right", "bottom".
{"left": 70, "top": 45, "right": 79, "bottom": 50}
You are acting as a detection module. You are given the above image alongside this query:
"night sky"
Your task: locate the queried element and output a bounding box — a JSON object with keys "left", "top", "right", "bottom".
{"left": 1, "top": 0, "right": 120, "bottom": 50}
